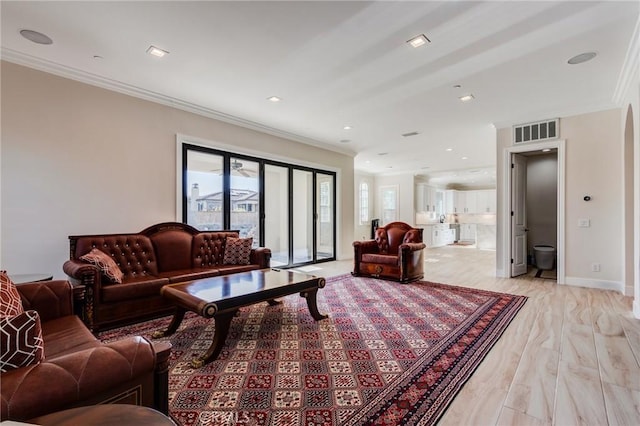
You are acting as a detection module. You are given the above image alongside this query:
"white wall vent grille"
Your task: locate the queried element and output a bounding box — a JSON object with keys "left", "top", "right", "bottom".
{"left": 513, "top": 118, "right": 559, "bottom": 144}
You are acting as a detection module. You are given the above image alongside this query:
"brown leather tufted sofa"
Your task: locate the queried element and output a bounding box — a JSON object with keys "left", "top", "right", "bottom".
{"left": 352, "top": 221, "right": 426, "bottom": 283}
{"left": 0, "top": 280, "right": 171, "bottom": 421}
{"left": 63, "top": 222, "right": 271, "bottom": 331}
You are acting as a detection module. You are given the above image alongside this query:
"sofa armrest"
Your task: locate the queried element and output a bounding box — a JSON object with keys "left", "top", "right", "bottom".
{"left": 63, "top": 259, "right": 100, "bottom": 284}
{"left": 353, "top": 240, "right": 379, "bottom": 256}
{"left": 250, "top": 247, "right": 272, "bottom": 268}
{"left": 399, "top": 242, "right": 426, "bottom": 253}
{"left": 16, "top": 280, "right": 74, "bottom": 322}
{"left": 0, "top": 336, "right": 159, "bottom": 421}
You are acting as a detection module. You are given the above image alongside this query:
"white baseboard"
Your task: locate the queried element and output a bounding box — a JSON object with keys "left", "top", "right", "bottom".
{"left": 564, "top": 276, "right": 625, "bottom": 294}
{"left": 634, "top": 299, "right": 640, "bottom": 319}
{"left": 496, "top": 268, "right": 507, "bottom": 278}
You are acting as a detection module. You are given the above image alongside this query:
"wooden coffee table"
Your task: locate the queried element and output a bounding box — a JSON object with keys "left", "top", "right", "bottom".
{"left": 153, "top": 268, "right": 327, "bottom": 367}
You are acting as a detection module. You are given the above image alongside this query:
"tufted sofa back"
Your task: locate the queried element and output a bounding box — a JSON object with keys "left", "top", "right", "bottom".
{"left": 192, "top": 231, "right": 239, "bottom": 267}
{"left": 74, "top": 235, "right": 159, "bottom": 279}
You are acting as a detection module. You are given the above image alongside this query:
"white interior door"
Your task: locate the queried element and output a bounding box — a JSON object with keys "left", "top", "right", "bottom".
{"left": 511, "top": 154, "right": 528, "bottom": 276}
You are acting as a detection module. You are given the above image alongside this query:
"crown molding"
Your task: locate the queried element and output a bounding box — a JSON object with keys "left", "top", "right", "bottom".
{"left": 0, "top": 48, "right": 356, "bottom": 158}
{"left": 613, "top": 14, "right": 640, "bottom": 105}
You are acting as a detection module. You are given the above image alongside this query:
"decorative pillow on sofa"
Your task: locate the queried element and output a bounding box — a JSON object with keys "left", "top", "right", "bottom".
{"left": 0, "top": 271, "right": 24, "bottom": 318}
{"left": 0, "top": 310, "right": 44, "bottom": 372}
{"left": 80, "top": 248, "right": 124, "bottom": 283}
{"left": 223, "top": 237, "right": 253, "bottom": 265}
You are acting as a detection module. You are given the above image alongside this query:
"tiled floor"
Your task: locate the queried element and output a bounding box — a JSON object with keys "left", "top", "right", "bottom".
{"left": 303, "top": 246, "right": 640, "bottom": 425}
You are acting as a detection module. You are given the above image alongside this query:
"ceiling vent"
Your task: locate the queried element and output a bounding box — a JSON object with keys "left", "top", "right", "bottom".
{"left": 513, "top": 118, "right": 559, "bottom": 144}
{"left": 402, "top": 131, "right": 420, "bottom": 137}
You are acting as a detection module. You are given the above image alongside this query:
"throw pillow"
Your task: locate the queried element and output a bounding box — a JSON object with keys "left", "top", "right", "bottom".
{"left": 80, "top": 248, "right": 124, "bottom": 283}
{"left": 0, "top": 310, "right": 45, "bottom": 372}
{"left": 223, "top": 237, "right": 253, "bottom": 265}
{"left": 0, "top": 271, "right": 24, "bottom": 318}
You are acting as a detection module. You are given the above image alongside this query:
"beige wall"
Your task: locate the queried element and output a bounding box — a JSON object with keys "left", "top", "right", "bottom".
{"left": 1, "top": 61, "right": 355, "bottom": 277}
{"left": 497, "top": 108, "right": 624, "bottom": 290}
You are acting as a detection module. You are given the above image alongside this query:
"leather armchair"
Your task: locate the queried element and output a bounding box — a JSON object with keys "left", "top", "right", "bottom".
{"left": 0, "top": 280, "right": 171, "bottom": 421}
{"left": 353, "top": 221, "right": 425, "bottom": 283}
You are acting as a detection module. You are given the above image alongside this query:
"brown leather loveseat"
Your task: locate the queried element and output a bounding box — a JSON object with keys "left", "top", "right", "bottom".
{"left": 0, "top": 279, "right": 171, "bottom": 421}
{"left": 352, "top": 221, "right": 425, "bottom": 283}
{"left": 63, "top": 222, "right": 271, "bottom": 331}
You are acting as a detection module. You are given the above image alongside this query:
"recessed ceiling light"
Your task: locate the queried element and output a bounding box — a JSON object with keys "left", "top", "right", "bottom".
{"left": 459, "top": 94, "right": 475, "bottom": 102}
{"left": 462, "top": 156, "right": 468, "bottom": 160}
{"left": 20, "top": 29, "right": 53, "bottom": 45}
{"left": 343, "top": 125, "right": 352, "bottom": 130}
{"left": 402, "top": 131, "right": 420, "bottom": 137}
{"left": 267, "top": 96, "right": 281, "bottom": 102}
{"left": 542, "top": 148, "right": 551, "bottom": 152}
{"left": 407, "top": 34, "right": 430, "bottom": 48}
{"left": 453, "top": 84, "right": 462, "bottom": 89}
{"left": 446, "top": 148, "right": 453, "bottom": 152}
{"left": 421, "top": 166, "right": 430, "bottom": 169}
{"left": 146, "top": 45, "right": 169, "bottom": 57}
{"left": 93, "top": 55, "right": 103, "bottom": 60}
{"left": 567, "top": 52, "right": 596, "bottom": 65}
{"left": 365, "top": 160, "right": 371, "bottom": 164}
{"left": 339, "top": 139, "right": 351, "bottom": 144}
{"left": 378, "top": 152, "right": 388, "bottom": 156}
{"left": 387, "top": 166, "right": 393, "bottom": 169}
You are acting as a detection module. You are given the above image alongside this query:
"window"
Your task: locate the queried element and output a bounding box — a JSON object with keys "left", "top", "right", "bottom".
{"left": 380, "top": 185, "right": 398, "bottom": 224}
{"left": 359, "top": 182, "right": 369, "bottom": 224}
{"left": 320, "top": 181, "right": 330, "bottom": 223}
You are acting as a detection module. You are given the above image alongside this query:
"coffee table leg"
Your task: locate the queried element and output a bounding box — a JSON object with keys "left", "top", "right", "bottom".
{"left": 302, "top": 289, "right": 328, "bottom": 321}
{"left": 191, "top": 309, "right": 237, "bottom": 368}
{"left": 152, "top": 307, "right": 186, "bottom": 338}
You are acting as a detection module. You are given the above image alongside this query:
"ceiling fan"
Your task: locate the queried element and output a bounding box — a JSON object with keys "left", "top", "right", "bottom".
{"left": 210, "top": 160, "right": 255, "bottom": 177}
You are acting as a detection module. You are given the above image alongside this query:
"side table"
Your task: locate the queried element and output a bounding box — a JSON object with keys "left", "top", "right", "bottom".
{"left": 29, "top": 404, "right": 176, "bottom": 426}
{"left": 8, "top": 273, "right": 53, "bottom": 284}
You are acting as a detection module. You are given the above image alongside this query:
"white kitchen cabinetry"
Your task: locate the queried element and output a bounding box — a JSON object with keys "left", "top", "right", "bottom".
{"left": 475, "top": 189, "right": 496, "bottom": 213}
{"left": 423, "top": 224, "right": 455, "bottom": 248}
{"left": 416, "top": 184, "right": 445, "bottom": 215}
{"left": 460, "top": 224, "right": 477, "bottom": 242}
{"left": 446, "top": 189, "right": 496, "bottom": 214}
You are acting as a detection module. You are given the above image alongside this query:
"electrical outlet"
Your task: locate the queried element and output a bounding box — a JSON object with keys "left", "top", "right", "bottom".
{"left": 579, "top": 218, "right": 590, "bottom": 228}
{"left": 591, "top": 263, "right": 600, "bottom": 272}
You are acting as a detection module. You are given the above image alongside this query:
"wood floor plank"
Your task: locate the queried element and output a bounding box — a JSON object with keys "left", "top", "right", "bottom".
{"left": 555, "top": 361, "right": 608, "bottom": 426}
{"left": 602, "top": 382, "right": 640, "bottom": 426}
{"left": 497, "top": 406, "right": 548, "bottom": 426}
{"left": 594, "top": 333, "right": 640, "bottom": 390}
{"left": 504, "top": 345, "right": 558, "bottom": 422}
{"left": 561, "top": 322, "right": 598, "bottom": 369}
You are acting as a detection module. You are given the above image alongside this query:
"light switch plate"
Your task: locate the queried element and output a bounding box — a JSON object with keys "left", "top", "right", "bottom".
{"left": 578, "top": 218, "right": 590, "bottom": 227}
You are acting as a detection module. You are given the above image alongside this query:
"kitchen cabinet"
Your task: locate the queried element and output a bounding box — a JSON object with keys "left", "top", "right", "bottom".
{"left": 475, "top": 189, "right": 496, "bottom": 213}
{"left": 446, "top": 189, "right": 496, "bottom": 214}
{"left": 416, "top": 184, "right": 445, "bottom": 215}
{"left": 423, "top": 224, "right": 455, "bottom": 248}
{"left": 460, "top": 224, "right": 477, "bottom": 242}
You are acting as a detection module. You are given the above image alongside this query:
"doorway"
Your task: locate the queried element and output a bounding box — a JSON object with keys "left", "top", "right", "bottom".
{"left": 502, "top": 140, "right": 566, "bottom": 283}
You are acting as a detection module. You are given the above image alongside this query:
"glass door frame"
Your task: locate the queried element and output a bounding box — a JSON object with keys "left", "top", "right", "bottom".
{"left": 181, "top": 142, "right": 336, "bottom": 267}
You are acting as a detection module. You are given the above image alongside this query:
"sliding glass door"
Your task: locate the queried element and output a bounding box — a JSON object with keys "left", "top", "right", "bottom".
{"left": 317, "top": 173, "right": 335, "bottom": 260}
{"left": 264, "top": 164, "right": 289, "bottom": 267}
{"left": 182, "top": 143, "right": 336, "bottom": 267}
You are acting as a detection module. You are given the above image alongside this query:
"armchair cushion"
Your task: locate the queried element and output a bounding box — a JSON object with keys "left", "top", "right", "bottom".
{"left": 80, "top": 248, "right": 124, "bottom": 284}
{"left": 0, "top": 310, "right": 44, "bottom": 372}
{"left": 0, "top": 272, "right": 23, "bottom": 318}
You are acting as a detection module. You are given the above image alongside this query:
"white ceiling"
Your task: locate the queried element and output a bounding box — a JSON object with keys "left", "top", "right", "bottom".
{"left": 1, "top": 1, "right": 638, "bottom": 187}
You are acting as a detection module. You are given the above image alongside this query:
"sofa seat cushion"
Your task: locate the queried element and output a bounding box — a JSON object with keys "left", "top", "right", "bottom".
{"left": 101, "top": 276, "right": 169, "bottom": 303}
{"left": 41, "top": 316, "right": 100, "bottom": 359}
{"left": 215, "top": 265, "right": 261, "bottom": 275}
{"left": 361, "top": 253, "right": 398, "bottom": 266}
{"left": 159, "top": 269, "right": 221, "bottom": 283}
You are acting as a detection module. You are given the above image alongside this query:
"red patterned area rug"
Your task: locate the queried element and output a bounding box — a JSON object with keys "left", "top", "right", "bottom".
{"left": 99, "top": 274, "right": 526, "bottom": 426}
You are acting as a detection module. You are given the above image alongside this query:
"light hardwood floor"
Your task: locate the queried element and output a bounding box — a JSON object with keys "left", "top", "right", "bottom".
{"left": 302, "top": 246, "right": 640, "bottom": 426}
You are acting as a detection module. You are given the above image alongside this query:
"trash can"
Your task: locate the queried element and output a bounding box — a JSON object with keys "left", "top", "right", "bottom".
{"left": 534, "top": 245, "right": 555, "bottom": 270}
